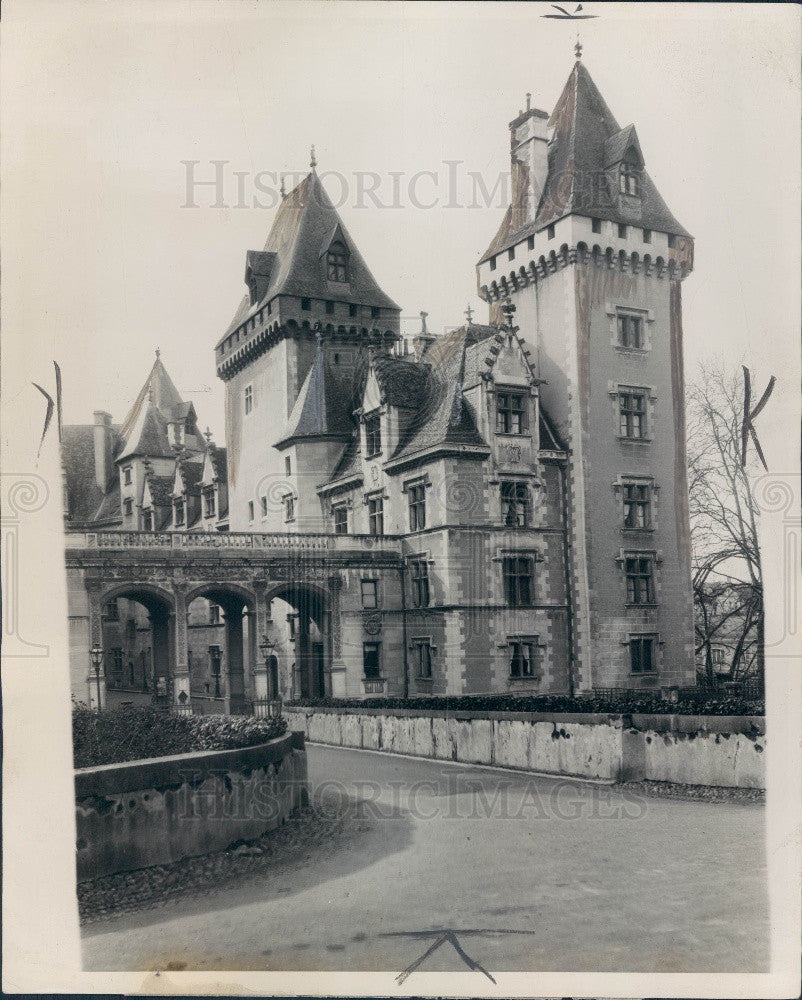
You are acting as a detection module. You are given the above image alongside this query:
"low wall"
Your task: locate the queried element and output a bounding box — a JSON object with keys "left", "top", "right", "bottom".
{"left": 75, "top": 732, "right": 307, "bottom": 881}
{"left": 286, "top": 707, "right": 765, "bottom": 789}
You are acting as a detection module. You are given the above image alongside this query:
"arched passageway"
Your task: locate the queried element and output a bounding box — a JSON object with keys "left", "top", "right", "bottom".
{"left": 266, "top": 584, "right": 329, "bottom": 701}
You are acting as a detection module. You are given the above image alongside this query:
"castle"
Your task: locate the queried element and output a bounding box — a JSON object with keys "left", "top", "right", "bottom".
{"left": 63, "top": 57, "right": 695, "bottom": 710}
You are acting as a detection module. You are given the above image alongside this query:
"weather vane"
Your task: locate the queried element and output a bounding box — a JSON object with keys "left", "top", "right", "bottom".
{"left": 542, "top": 3, "right": 597, "bottom": 19}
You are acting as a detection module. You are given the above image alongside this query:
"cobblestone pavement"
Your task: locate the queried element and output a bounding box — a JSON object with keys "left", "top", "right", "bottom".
{"left": 81, "top": 746, "right": 769, "bottom": 973}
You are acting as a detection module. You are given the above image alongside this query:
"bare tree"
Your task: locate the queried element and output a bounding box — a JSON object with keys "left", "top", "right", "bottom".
{"left": 687, "top": 362, "right": 763, "bottom": 686}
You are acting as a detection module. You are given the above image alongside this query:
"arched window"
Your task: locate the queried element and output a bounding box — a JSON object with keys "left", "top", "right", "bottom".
{"left": 619, "top": 161, "right": 640, "bottom": 196}
{"left": 327, "top": 241, "right": 348, "bottom": 282}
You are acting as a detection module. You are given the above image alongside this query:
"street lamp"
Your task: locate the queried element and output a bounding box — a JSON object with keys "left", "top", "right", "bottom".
{"left": 90, "top": 643, "right": 104, "bottom": 711}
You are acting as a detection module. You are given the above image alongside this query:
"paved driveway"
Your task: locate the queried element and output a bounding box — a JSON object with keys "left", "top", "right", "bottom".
{"left": 82, "top": 743, "right": 769, "bottom": 974}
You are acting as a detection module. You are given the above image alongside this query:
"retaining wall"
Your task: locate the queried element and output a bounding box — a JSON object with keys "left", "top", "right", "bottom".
{"left": 75, "top": 732, "right": 308, "bottom": 881}
{"left": 286, "top": 707, "right": 765, "bottom": 789}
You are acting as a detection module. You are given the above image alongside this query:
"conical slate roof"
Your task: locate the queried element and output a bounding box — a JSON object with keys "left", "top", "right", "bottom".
{"left": 276, "top": 345, "right": 357, "bottom": 448}
{"left": 479, "top": 61, "right": 690, "bottom": 263}
{"left": 224, "top": 171, "right": 400, "bottom": 337}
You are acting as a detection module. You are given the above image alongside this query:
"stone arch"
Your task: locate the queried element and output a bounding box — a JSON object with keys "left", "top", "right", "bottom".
{"left": 265, "top": 581, "right": 330, "bottom": 700}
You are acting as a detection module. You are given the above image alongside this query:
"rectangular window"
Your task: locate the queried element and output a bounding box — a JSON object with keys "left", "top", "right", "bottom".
{"left": 409, "top": 557, "right": 430, "bottom": 608}
{"left": 260, "top": 495, "right": 268, "bottom": 517}
{"left": 591, "top": 217, "right": 602, "bottom": 234}
{"left": 496, "top": 391, "right": 528, "bottom": 435}
{"left": 643, "top": 228, "right": 652, "bottom": 244}
{"left": 616, "top": 312, "right": 644, "bottom": 349}
{"left": 620, "top": 163, "right": 640, "bottom": 196}
{"left": 363, "top": 642, "right": 381, "bottom": 678}
{"left": 547, "top": 224, "right": 555, "bottom": 240}
{"left": 361, "top": 579, "right": 378, "bottom": 609}
{"left": 325, "top": 300, "right": 334, "bottom": 314}
{"left": 711, "top": 647, "right": 725, "bottom": 666}
{"left": 407, "top": 482, "right": 426, "bottom": 531}
{"left": 284, "top": 495, "right": 295, "bottom": 522}
{"left": 301, "top": 298, "right": 311, "bottom": 310}
{"left": 333, "top": 504, "right": 348, "bottom": 534}
{"left": 625, "top": 554, "right": 655, "bottom": 605}
{"left": 368, "top": 494, "right": 384, "bottom": 536}
{"left": 623, "top": 483, "right": 651, "bottom": 528}
{"left": 508, "top": 247, "right": 515, "bottom": 261}
{"left": 667, "top": 234, "right": 676, "bottom": 248}
{"left": 105, "top": 599, "right": 119, "bottom": 621}
{"left": 501, "top": 480, "right": 529, "bottom": 527}
{"left": 618, "top": 223, "right": 628, "bottom": 238}
{"left": 285, "top": 455, "right": 292, "bottom": 476}
{"left": 619, "top": 389, "right": 647, "bottom": 439}
{"left": 244, "top": 384, "right": 253, "bottom": 414}
{"left": 123, "top": 498, "right": 133, "bottom": 516}
{"left": 629, "top": 633, "right": 657, "bottom": 673}
{"left": 414, "top": 639, "right": 433, "bottom": 679}
{"left": 112, "top": 647, "right": 124, "bottom": 676}
{"left": 503, "top": 555, "right": 534, "bottom": 606}
{"left": 209, "top": 645, "right": 222, "bottom": 696}
{"left": 371, "top": 307, "right": 380, "bottom": 319}
{"left": 123, "top": 466, "right": 132, "bottom": 485}
{"left": 527, "top": 235, "right": 535, "bottom": 250}
{"left": 364, "top": 413, "right": 381, "bottom": 457}
{"left": 287, "top": 614, "right": 297, "bottom": 640}
{"left": 174, "top": 500, "right": 185, "bottom": 526}
{"left": 142, "top": 509, "right": 153, "bottom": 531}
{"left": 204, "top": 489, "right": 216, "bottom": 518}
{"left": 248, "top": 500, "right": 255, "bottom": 522}
{"left": 209, "top": 603, "right": 221, "bottom": 625}
{"left": 508, "top": 638, "right": 536, "bottom": 678}
{"left": 349, "top": 303, "right": 358, "bottom": 317}
{"left": 489, "top": 256, "right": 497, "bottom": 271}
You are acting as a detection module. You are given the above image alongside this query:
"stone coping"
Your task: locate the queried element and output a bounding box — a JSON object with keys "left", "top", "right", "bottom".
{"left": 285, "top": 705, "right": 764, "bottom": 735}
{"left": 75, "top": 731, "right": 305, "bottom": 799}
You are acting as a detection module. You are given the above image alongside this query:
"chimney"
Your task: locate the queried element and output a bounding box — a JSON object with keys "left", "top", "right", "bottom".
{"left": 93, "top": 411, "right": 113, "bottom": 493}
{"left": 509, "top": 100, "right": 550, "bottom": 232}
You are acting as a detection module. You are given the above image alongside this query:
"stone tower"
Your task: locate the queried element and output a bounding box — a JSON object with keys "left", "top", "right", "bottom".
{"left": 215, "top": 164, "right": 401, "bottom": 532}
{"left": 477, "top": 58, "right": 696, "bottom": 691}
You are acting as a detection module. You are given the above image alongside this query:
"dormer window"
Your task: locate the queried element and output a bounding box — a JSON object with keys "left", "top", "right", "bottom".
{"left": 364, "top": 412, "right": 381, "bottom": 458}
{"left": 174, "top": 499, "right": 185, "bottom": 526}
{"left": 619, "top": 161, "right": 640, "bottom": 196}
{"left": 327, "top": 241, "right": 348, "bottom": 282}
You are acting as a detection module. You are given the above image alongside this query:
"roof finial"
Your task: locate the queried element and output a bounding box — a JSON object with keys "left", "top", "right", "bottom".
{"left": 575, "top": 33, "right": 582, "bottom": 61}
{"left": 501, "top": 295, "right": 518, "bottom": 336}
{"left": 147, "top": 379, "right": 154, "bottom": 403}
{"left": 465, "top": 303, "right": 474, "bottom": 325}
{"left": 204, "top": 426, "right": 212, "bottom": 444}
{"left": 155, "top": 346, "right": 160, "bottom": 360}
{"left": 314, "top": 321, "right": 323, "bottom": 349}
{"left": 310, "top": 145, "right": 317, "bottom": 171}
{"left": 526, "top": 93, "right": 531, "bottom": 112}
{"left": 420, "top": 310, "right": 428, "bottom": 335}
{"left": 280, "top": 174, "right": 286, "bottom": 200}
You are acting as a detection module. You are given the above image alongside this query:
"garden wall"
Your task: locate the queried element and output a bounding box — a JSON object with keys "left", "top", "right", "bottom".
{"left": 285, "top": 707, "right": 765, "bottom": 789}
{"left": 75, "top": 732, "right": 307, "bottom": 881}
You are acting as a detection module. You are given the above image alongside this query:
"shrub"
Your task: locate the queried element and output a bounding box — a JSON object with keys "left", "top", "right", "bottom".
{"left": 73, "top": 701, "right": 287, "bottom": 768}
{"left": 287, "top": 691, "right": 764, "bottom": 717}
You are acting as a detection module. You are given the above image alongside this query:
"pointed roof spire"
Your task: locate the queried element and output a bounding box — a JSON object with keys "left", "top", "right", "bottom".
{"left": 575, "top": 32, "right": 583, "bottom": 61}
{"left": 310, "top": 144, "right": 317, "bottom": 171}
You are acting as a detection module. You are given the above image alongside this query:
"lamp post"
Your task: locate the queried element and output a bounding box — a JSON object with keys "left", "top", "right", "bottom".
{"left": 90, "top": 643, "right": 104, "bottom": 711}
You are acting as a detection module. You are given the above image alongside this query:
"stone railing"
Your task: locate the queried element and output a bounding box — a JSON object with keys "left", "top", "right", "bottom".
{"left": 65, "top": 529, "right": 403, "bottom": 556}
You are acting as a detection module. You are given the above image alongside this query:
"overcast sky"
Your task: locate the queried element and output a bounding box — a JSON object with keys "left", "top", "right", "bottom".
{"left": 3, "top": 1, "right": 799, "bottom": 455}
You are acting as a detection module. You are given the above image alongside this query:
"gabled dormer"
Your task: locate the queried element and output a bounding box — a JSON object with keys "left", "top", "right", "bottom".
{"left": 604, "top": 124, "right": 645, "bottom": 201}
{"left": 141, "top": 461, "right": 173, "bottom": 531}
{"left": 199, "top": 441, "right": 228, "bottom": 529}
{"left": 169, "top": 457, "right": 203, "bottom": 530}
{"left": 321, "top": 222, "right": 351, "bottom": 288}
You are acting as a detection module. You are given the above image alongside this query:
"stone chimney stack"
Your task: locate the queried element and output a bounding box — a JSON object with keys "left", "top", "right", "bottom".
{"left": 509, "top": 100, "right": 550, "bottom": 232}
{"left": 93, "top": 410, "right": 113, "bottom": 493}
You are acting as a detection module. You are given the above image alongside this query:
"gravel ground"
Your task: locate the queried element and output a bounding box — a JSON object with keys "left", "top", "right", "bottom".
{"left": 78, "top": 775, "right": 763, "bottom": 926}
{"left": 621, "top": 779, "right": 764, "bottom": 804}
{"left": 78, "top": 786, "right": 369, "bottom": 926}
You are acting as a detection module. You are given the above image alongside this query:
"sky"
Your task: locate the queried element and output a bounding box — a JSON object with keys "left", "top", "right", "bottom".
{"left": 3, "top": 1, "right": 800, "bottom": 453}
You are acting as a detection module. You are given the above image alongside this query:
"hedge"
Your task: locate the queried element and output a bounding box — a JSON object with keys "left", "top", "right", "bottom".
{"left": 73, "top": 702, "right": 288, "bottom": 769}
{"left": 287, "top": 691, "right": 764, "bottom": 717}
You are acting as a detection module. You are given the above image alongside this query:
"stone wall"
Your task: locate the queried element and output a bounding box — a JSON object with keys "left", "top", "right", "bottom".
{"left": 286, "top": 707, "right": 765, "bottom": 789}
{"left": 75, "top": 732, "right": 308, "bottom": 881}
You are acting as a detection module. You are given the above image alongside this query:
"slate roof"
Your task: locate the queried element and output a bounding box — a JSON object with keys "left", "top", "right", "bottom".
{"left": 479, "top": 61, "right": 690, "bottom": 263}
{"left": 176, "top": 459, "right": 204, "bottom": 495}
{"left": 144, "top": 474, "right": 174, "bottom": 507}
{"left": 277, "top": 348, "right": 357, "bottom": 448}
{"left": 372, "top": 353, "right": 430, "bottom": 407}
{"left": 62, "top": 425, "right": 116, "bottom": 524}
{"left": 117, "top": 402, "right": 173, "bottom": 461}
{"left": 223, "top": 171, "right": 400, "bottom": 339}
{"left": 208, "top": 445, "right": 228, "bottom": 482}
